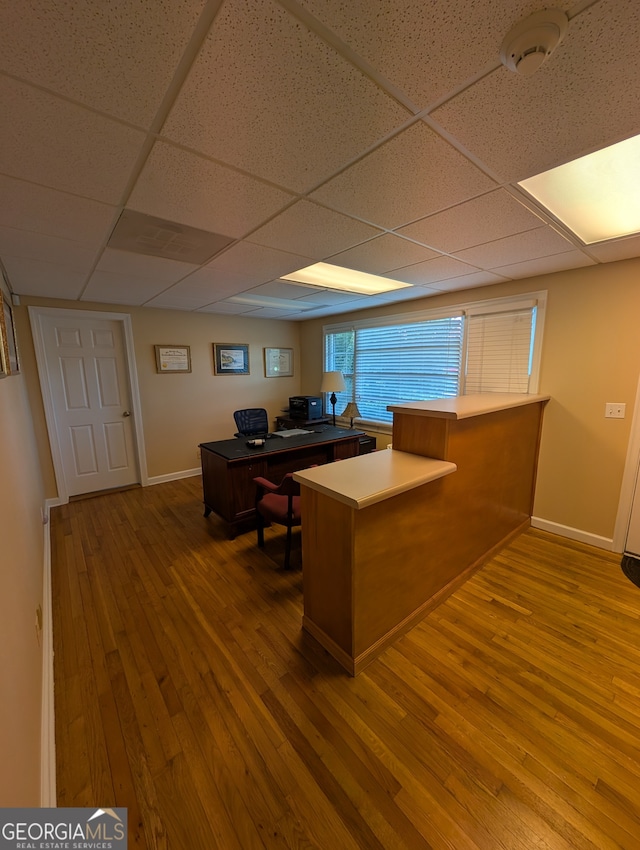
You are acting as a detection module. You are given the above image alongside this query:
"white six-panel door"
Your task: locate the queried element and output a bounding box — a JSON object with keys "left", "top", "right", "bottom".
{"left": 39, "top": 313, "right": 139, "bottom": 497}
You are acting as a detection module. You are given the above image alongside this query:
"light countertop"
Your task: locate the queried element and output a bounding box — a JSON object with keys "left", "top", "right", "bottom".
{"left": 387, "top": 392, "right": 550, "bottom": 420}
{"left": 293, "top": 449, "right": 456, "bottom": 509}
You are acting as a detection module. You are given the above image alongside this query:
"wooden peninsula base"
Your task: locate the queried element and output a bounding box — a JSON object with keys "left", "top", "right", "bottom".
{"left": 294, "top": 393, "right": 548, "bottom": 675}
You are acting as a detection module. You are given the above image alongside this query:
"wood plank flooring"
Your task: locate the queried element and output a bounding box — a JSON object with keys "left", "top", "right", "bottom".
{"left": 51, "top": 476, "right": 640, "bottom": 849}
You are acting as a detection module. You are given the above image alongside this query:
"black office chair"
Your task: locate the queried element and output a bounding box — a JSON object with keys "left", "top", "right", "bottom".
{"left": 233, "top": 408, "right": 269, "bottom": 438}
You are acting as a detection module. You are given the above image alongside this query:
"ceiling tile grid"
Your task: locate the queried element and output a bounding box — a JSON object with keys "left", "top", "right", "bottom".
{"left": 0, "top": 227, "right": 102, "bottom": 273}
{"left": 246, "top": 200, "right": 382, "bottom": 258}
{"left": 0, "top": 0, "right": 638, "bottom": 319}
{"left": 2, "top": 256, "right": 92, "bottom": 301}
{"left": 0, "top": 77, "right": 146, "bottom": 204}
{"left": 327, "top": 233, "right": 441, "bottom": 274}
{"left": 310, "top": 121, "right": 497, "bottom": 229}
{"left": 0, "top": 176, "right": 118, "bottom": 244}
{"left": 396, "top": 188, "right": 545, "bottom": 254}
{"left": 160, "top": 0, "right": 411, "bottom": 193}
{"left": 431, "top": 0, "right": 640, "bottom": 183}
{"left": 199, "top": 241, "right": 316, "bottom": 285}
{"left": 453, "top": 225, "right": 577, "bottom": 269}
{"left": 295, "top": 0, "right": 575, "bottom": 108}
{"left": 0, "top": 0, "right": 209, "bottom": 127}
{"left": 128, "top": 141, "right": 296, "bottom": 238}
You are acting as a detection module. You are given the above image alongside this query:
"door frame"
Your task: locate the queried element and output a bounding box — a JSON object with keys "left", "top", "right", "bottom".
{"left": 613, "top": 369, "right": 640, "bottom": 552}
{"left": 29, "top": 306, "right": 148, "bottom": 504}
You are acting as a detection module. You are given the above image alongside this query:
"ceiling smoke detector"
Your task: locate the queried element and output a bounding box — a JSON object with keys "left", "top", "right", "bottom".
{"left": 500, "top": 9, "right": 568, "bottom": 77}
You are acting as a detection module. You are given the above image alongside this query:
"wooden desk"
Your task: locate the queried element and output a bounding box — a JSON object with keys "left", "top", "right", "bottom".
{"left": 295, "top": 393, "right": 549, "bottom": 675}
{"left": 199, "top": 426, "right": 362, "bottom": 537}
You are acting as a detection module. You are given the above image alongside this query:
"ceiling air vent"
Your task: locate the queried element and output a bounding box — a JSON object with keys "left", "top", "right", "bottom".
{"left": 108, "top": 210, "right": 234, "bottom": 264}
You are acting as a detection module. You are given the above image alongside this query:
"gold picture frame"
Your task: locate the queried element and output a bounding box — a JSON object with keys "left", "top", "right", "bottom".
{"left": 154, "top": 345, "right": 192, "bottom": 373}
{"left": 0, "top": 290, "right": 14, "bottom": 377}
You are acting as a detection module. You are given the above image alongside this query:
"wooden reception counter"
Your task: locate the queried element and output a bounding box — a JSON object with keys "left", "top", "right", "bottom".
{"left": 294, "top": 393, "right": 549, "bottom": 675}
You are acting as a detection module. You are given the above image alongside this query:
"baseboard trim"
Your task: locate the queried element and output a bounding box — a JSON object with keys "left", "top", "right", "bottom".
{"left": 531, "top": 516, "right": 614, "bottom": 551}
{"left": 40, "top": 503, "right": 56, "bottom": 806}
{"left": 147, "top": 467, "right": 201, "bottom": 486}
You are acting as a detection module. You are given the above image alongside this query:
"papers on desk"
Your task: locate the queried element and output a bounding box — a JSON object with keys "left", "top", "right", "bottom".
{"left": 272, "top": 428, "right": 311, "bottom": 438}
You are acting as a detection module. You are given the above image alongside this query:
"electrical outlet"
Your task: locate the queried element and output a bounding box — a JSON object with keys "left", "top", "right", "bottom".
{"left": 605, "top": 403, "right": 626, "bottom": 419}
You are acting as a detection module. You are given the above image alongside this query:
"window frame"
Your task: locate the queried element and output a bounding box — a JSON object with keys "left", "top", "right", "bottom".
{"left": 323, "top": 290, "right": 546, "bottom": 432}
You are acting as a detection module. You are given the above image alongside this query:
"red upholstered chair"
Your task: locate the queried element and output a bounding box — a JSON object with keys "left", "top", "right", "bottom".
{"left": 253, "top": 473, "right": 301, "bottom": 570}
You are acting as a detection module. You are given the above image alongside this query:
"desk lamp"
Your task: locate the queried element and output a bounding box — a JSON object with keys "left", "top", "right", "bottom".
{"left": 341, "top": 401, "right": 361, "bottom": 429}
{"left": 321, "top": 371, "right": 346, "bottom": 426}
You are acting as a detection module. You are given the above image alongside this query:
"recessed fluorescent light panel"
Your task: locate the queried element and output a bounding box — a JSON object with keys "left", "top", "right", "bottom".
{"left": 281, "top": 262, "right": 412, "bottom": 295}
{"left": 518, "top": 134, "right": 640, "bottom": 244}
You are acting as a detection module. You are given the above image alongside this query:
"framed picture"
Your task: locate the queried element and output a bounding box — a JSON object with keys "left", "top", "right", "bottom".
{"left": 1, "top": 293, "right": 20, "bottom": 375}
{"left": 264, "top": 347, "right": 294, "bottom": 377}
{"left": 213, "top": 343, "right": 250, "bottom": 375}
{"left": 154, "top": 345, "right": 191, "bottom": 373}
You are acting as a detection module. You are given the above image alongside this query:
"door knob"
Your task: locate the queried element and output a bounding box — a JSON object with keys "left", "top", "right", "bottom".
{"left": 123, "top": 410, "right": 131, "bottom": 417}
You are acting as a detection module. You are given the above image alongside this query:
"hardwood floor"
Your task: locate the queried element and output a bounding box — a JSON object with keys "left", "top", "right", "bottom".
{"left": 51, "top": 476, "right": 640, "bottom": 849}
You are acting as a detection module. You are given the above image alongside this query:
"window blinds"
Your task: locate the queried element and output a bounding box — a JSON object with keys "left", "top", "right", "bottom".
{"left": 326, "top": 317, "right": 463, "bottom": 424}
{"left": 324, "top": 295, "right": 541, "bottom": 427}
{"left": 464, "top": 308, "right": 535, "bottom": 394}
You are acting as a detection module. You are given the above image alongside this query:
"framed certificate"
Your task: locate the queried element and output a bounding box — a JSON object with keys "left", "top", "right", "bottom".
{"left": 264, "top": 347, "right": 293, "bottom": 377}
{"left": 155, "top": 345, "right": 191, "bottom": 373}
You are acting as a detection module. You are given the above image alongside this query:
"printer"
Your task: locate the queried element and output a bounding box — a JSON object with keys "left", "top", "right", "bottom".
{"left": 288, "top": 395, "right": 324, "bottom": 420}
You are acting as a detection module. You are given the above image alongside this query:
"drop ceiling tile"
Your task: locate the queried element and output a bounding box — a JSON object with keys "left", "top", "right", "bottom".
{"left": 248, "top": 200, "right": 381, "bottom": 258}
{"left": 0, "top": 0, "right": 207, "bottom": 127}
{"left": 82, "top": 270, "right": 174, "bottom": 305}
{"left": 144, "top": 291, "right": 211, "bottom": 311}
{"left": 371, "top": 285, "right": 440, "bottom": 303}
{"left": 294, "top": 289, "right": 365, "bottom": 305}
{"left": 302, "top": 298, "right": 379, "bottom": 316}
{"left": 4, "top": 257, "right": 88, "bottom": 299}
{"left": 152, "top": 267, "right": 268, "bottom": 310}
{"left": 229, "top": 306, "right": 307, "bottom": 319}
{"left": 0, "top": 176, "right": 117, "bottom": 242}
{"left": 297, "top": 0, "right": 574, "bottom": 108}
{"left": 203, "top": 242, "right": 315, "bottom": 284}
{"left": 288, "top": 304, "right": 345, "bottom": 319}
{"left": 311, "top": 122, "right": 496, "bottom": 229}
{"left": 196, "top": 302, "right": 261, "bottom": 315}
{"left": 454, "top": 226, "right": 576, "bottom": 268}
{"left": 129, "top": 142, "right": 295, "bottom": 238}
{"left": 587, "top": 234, "right": 640, "bottom": 264}
{"left": 397, "top": 189, "right": 544, "bottom": 253}
{"left": 161, "top": 0, "right": 409, "bottom": 193}
{"left": 244, "top": 279, "right": 368, "bottom": 306}
{"left": 490, "top": 250, "right": 596, "bottom": 279}
{"left": 328, "top": 233, "right": 440, "bottom": 274}
{"left": 245, "top": 280, "right": 320, "bottom": 300}
{"left": 146, "top": 278, "right": 251, "bottom": 310}
{"left": 95, "top": 248, "right": 197, "bottom": 283}
{"left": 432, "top": 2, "right": 640, "bottom": 182}
{"left": 385, "top": 255, "right": 479, "bottom": 285}
{"left": 0, "top": 227, "right": 100, "bottom": 269}
{"left": 430, "top": 271, "right": 510, "bottom": 292}
{"left": 0, "top": 78, "right": 145, "bottom": 204}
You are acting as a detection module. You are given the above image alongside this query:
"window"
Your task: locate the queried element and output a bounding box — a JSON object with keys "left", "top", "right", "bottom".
{"left": 324, "top": 292, "right": 545, "bottom": 427}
